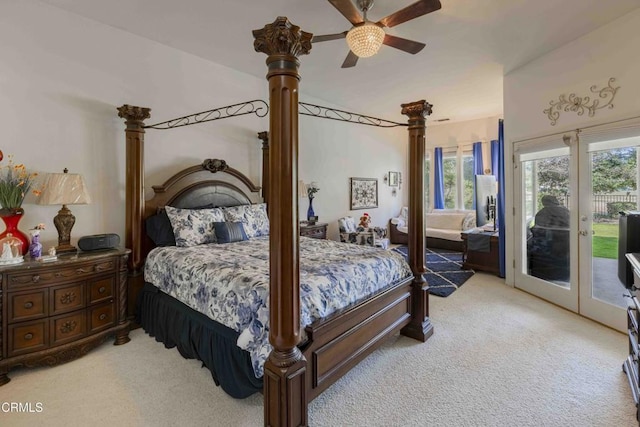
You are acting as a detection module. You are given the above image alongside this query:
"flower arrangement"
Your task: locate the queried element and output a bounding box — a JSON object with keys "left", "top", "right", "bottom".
{"left": 30, "top": 223, "right": 46, "bottom": 234}
{"left": 307, "top": 182, "right": 320, "bottom": 199}
{"left": 0, "top": 151, "right": 41, "bottom": 212}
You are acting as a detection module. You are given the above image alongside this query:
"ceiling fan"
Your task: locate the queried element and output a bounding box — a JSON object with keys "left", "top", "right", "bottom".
{"left": 312, "top": 0, "right": 442, "bottom": 68}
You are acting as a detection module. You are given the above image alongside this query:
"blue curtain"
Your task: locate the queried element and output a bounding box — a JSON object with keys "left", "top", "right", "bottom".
{"left": 491, "top": 140, "right": 499, "bottom": 177}
{"left": 472, "top": 142, "right": 484, "bottom": 209}
{"left": 497, "top": 120, "right": 506, "bottom": 278}
{"left": 434, "top": 147, "right": 445, "bottom": 209}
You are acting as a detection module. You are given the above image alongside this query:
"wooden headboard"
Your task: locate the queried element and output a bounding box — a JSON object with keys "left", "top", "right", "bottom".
{"left": 142, "top": 158, "right": 262, "bottom": 257}
{"left": 144, "top": 158, "right": 262, "bottom": 218}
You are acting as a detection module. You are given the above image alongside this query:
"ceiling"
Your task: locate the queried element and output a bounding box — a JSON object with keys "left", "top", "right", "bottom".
{"left": 41, "top": 0, "right": 639, "bottom": 124}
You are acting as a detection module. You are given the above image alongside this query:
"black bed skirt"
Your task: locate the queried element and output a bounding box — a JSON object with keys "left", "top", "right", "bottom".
{"left": 136, "top": 282, "right": 263, "bottom": 398}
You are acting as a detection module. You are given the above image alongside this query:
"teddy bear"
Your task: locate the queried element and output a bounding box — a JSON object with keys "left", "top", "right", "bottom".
{"left": 358, "top": 213, "right": 371, "bottom": 230}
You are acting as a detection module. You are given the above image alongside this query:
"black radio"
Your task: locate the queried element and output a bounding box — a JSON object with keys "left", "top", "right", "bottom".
{"left": 78, "top": 234, "right": 121, "bottom": 252}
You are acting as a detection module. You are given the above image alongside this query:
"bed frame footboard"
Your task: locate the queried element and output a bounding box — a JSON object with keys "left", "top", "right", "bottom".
{"left": 302, "top": 277, "right": 413, "bottom": 401}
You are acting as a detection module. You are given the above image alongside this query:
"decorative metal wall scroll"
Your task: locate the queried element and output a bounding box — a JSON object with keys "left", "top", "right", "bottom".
{"left": 543, "top": 78, "right": 620, "bottom": 126}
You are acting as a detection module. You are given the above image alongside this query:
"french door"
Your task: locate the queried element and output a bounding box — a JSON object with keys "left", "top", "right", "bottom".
{"left": 514, "top": 131, "right": 636, "bottom": 332}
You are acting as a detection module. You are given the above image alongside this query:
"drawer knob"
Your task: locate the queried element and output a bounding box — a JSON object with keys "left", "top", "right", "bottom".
{"left": 99, "top": 313, "right": 107, "bottom": 321}
{"left": 24, "top": 333, "right": 33, "bottom": 340}
{"left": 32, "top": 275, "right": 40, "bottom": 283}
{"left": 24, "top": 301, "right": 34, "bottom": 309}
{"left": 99, "top": 286, "right": 106, "bottom": 294}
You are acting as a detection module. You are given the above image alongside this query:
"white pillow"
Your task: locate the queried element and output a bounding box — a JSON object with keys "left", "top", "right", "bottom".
{"left": 338, "top": 216, "right": 357, "bottom": 233}
{"left": 426, "top": 212, "right": 468, "bottom": 230}
{"left": 165, "top": 206, "right": 225, "bottom": 247}
{"left": 222, "top": 203, "right": 269, "bottom": 238}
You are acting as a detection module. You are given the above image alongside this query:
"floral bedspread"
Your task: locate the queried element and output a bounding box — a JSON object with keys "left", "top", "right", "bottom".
{"left": 144, "top": 236, "right": 412, "bottom": 378}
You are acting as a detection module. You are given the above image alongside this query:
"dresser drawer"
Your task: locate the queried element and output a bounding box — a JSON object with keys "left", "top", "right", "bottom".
{"left": 7, "top": 259, "right": 116, "bottom": 289}
{"left": 8, "top": 320, "right": 48, "bottom": 357}
{"left": 51, "top": 283, "right": 85, "bottom": 315}
{"left": 88, "top": 303, "right": 116, "bottom": 334}
{"left": 50, "top": 311, "right": 86, "bottom": 347}
{"left": 88, "top": 276, "right": 115, "bottom": 305}
{"left": 8, "top": 290, "right": 48, "bottom": 323}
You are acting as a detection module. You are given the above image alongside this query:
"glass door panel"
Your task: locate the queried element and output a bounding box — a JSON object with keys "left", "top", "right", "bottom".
{"left": 578, "top": 140, "right": 638, "bottom": 332}
{"left": 514, "top": 143, "right": 578, "bottom": 312}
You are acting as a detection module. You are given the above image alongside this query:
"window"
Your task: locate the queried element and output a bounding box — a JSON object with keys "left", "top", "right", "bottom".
{"left": 443, "top": 155, "right": 457, "bottom": 209}
{"left": 462, "top": 152, "right": 474, "bottom": 209}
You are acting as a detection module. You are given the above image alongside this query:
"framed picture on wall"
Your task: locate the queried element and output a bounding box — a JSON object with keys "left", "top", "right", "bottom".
{"left": 350, "top": 178, "right": 378, "bottom": 210}
{"left": 388, "top": 171, "right": 399, "bottom": 187}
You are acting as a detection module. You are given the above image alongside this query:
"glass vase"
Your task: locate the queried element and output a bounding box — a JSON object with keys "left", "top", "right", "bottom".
{"left": 307, "top": 197, "right": 315, "bottom": 221}
{"left": 0, "top": 208, "right": 29, "bottom": 255}
{"left": 29, "top": 231, "right": 43, "bottom": 259}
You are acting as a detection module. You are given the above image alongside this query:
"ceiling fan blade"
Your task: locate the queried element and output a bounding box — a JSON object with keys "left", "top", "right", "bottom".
{"left": 383, "top": 34, "right": 426, "bottom": 54}
{"left": 377, "top": 0, "right": 442, "bottom": 28}
{"left": 341, "top": 51, "right": 359, "bottom": 68}
{"left": 328, "top": 0, "right": 364, "bottom": 26}
{"left": 311, "top": 31, "right": 348, "bottom": 43}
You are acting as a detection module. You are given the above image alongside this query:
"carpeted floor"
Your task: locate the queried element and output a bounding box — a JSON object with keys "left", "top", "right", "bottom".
{"left": 393, "top": 246, "right": 475, "bottom": 297}
{"left": 0, "top": 273, "right": 634, "bottom": 426}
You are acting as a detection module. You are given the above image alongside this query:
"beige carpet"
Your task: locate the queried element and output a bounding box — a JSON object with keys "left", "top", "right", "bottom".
{"left": 0, "top": 273, "right": 636, "bottom": 427}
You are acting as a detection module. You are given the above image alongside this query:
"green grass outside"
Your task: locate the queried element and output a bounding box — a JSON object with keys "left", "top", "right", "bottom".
{"left": 592, "top": 223, "right": 618, "bottom": 259}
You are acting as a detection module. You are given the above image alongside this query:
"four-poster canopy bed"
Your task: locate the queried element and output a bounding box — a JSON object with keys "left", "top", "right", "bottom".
{"left": 117, "top": 16, "right": 432, "bottom": 427}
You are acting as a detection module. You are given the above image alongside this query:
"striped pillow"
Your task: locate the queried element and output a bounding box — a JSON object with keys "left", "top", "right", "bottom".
{"left": 213, "top": 222, "right": 248, "bottom": 244}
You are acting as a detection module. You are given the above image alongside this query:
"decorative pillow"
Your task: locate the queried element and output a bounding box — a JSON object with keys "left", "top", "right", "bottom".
{"left": 462, "top": 212, "right": 477, "bottom": 230}
{"left": 425, "top": 212, "right": 467, "bottom": 230}
{"left": 165, "top": 205, "right": 225, "bottom": 247}
{"left": 213, "top": 222, "right": 248, "bottom": 244}
{"left": 145, "top": 210, "right": 176, "bottom": 246}
{"left": 338, "top": 216, "right": 357, "bottom": 233}
{"left": 222, "top": 203, "right": 269, "bottom": 238}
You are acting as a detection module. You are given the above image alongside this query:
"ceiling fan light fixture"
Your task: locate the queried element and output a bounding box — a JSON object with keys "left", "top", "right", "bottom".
{"left": 346, "top": 22, "right": 385, "bottom": 58}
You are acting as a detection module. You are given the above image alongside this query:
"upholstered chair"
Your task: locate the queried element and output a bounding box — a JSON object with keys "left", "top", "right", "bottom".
{"left": 338, "top": 216, "right": 389, "bottom": 249}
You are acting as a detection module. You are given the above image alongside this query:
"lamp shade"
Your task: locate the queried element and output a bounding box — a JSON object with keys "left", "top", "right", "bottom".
{"left": 346, "top": 23, "right": 385, "bottom": 58}
{"left": 38, "top": 172, "right": 91, "bottom": 206}
{"left": 298, "top": 180, "right": 308, "bottom": 198}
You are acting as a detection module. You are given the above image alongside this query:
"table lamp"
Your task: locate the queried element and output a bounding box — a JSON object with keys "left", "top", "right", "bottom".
{"left": 38, "top": 168, "right": 91, "bottom": 253}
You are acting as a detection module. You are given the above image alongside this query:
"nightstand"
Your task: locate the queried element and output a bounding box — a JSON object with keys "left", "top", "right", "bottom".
{"left": 300, "top": 222, "right": 328, "bottom": 239}
{"left": 0, "top": 248, "right": 131, "bottom": 386}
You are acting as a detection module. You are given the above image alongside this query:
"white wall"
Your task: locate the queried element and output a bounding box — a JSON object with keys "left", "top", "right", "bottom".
{"left": 503, "top": 8, "right": 640, "bottom": 284}
{"left": 427, "top": 116, "right": 501, "bottom": 151}
{"left": 0, "top": 0, "right": 409, "bottom": 248}
{"left": 299, "top": 115, "right": 406, "bottom": 240}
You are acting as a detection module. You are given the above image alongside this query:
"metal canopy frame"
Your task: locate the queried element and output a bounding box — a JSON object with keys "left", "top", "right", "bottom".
{"left": 143, "top": 99, "right": 407, "bottom": 130}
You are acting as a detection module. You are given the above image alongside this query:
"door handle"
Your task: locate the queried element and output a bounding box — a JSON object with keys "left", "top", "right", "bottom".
{"left": 579, "top": 230, "right": 588, "bottom": 236}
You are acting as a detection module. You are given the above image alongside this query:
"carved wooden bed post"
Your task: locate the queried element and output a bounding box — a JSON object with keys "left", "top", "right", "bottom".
{"left": 400, "top": 100, "right": 434, "bottom": 342}
{"left": 253, "top": 17, "right": 312, "bottom": 427}
{"left": 258, "top": 131, "right": 270, "bottom": 208}
{"left": 117, "top": 105, "right": 151, "bottom": 318}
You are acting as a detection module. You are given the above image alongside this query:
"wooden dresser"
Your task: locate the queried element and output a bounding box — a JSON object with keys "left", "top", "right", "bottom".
{"left": 461, "top": 229, "right": 500, "bottom": 275}
{"left": 300, "top": 222, "right": 328, "bottom": 239}
{"left": 0, "top": 249, "right": 131, "bottom": 385}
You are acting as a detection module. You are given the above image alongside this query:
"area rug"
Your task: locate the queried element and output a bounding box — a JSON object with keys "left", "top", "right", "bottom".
{"left": 392, "top": 246, "right": 474, "bottom": 297}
